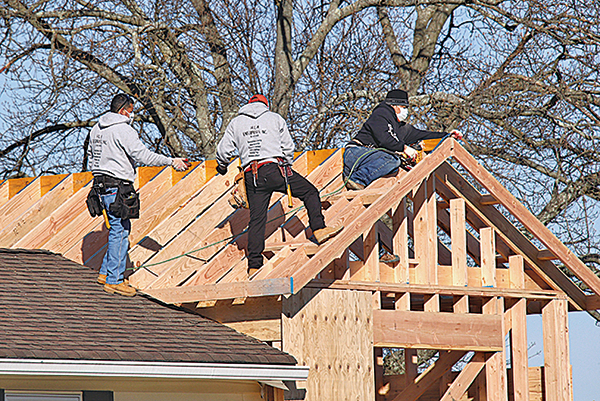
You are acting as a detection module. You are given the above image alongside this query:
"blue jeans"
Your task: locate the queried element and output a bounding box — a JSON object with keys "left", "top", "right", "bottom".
{"left": 343, "top": 146, "right": 402, "bottom": 187}
{"left": 99, "top": 188, "right": 131, "bottom": 285}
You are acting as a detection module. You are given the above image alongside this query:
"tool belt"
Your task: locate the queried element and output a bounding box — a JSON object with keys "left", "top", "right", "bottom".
{"left": 228, "top": 167, "right": 249, "bottom": 209}
{"left": 91, "top": 175, "right": 140, "bottom": 219}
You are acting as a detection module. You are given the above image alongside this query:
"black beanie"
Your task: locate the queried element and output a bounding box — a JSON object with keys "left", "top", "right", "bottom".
{"left": 385, "top": 89, "right": 409, "bottom": 106}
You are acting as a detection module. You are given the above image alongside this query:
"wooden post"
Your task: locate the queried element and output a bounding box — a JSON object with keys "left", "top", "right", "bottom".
{"left": 450, "top": 198, "right": 468, "bottom": 287}
{"left": 392, "top": 198, "right": 409, "bottom": 283}
{"left": 542, "top": 298, "right": 572, "bottom": 401}
{"left": 364, "top": 224, "right": 380, "bottom": 282}
{"left": 483, "top": 297, "right": 507, "bottom": 401}
{"left": 510, "top": 298, "right": 529, "bottom": 401}
{"left": 413, "top": 176, "right": 438, "bottom": 285}
{"left": 509, "top": 255, "right": 525, "bottom": 289}
{"left": 480, "top": 227, "right": 496, "bottom": 287}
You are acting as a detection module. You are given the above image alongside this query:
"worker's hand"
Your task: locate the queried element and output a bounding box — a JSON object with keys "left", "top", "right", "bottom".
{"left": 216, "top": 164, "right": 228, "bottom": 175}
{"left": 403, "top": 145, "right": 418, "bottom": 161}
{"left": 450, "top": 130, "right": 463, "bottom": 140}
{"left": 172, "top": 158, "right": 190, "bottom": 172}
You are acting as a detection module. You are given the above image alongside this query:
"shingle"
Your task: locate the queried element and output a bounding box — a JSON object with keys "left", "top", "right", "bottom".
{"left": 0, "top": 248, "right": 296, "bottom": 365}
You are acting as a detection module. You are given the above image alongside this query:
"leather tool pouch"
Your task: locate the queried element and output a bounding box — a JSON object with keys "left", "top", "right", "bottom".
{"left": 109, "top": 181, "right": 140, "bottom": 219}
{"left": 228, "top": 168, "right": 249, "bottom": 209}
{"left": 85, "top": 188, "right": 103, "bottom": 218}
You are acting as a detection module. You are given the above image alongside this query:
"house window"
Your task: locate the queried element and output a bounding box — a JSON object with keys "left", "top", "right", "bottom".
{"left": 5, "top": 392, "right": 82, "bottom": 401}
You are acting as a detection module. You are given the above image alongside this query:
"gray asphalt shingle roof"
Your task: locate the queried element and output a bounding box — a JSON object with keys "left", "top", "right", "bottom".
{"left": 0, "top": 248, "right": 295, "bottom": 365}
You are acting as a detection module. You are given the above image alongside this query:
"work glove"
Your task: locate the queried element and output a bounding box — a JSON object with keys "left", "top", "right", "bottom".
{"left": 216, "top": 164, "right": 228, "bottom": 175}
{"left": 403, "top": 145, "right": 419, "bottom": 161}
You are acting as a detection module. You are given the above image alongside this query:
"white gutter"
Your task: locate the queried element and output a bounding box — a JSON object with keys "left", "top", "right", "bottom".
{"left": 0, "top": 359, "right": 309, "bottom": 382}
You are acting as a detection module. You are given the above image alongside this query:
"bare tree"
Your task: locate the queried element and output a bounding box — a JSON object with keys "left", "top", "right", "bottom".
{"left": 0, "top": 0, "right": 599, "bottom": 279}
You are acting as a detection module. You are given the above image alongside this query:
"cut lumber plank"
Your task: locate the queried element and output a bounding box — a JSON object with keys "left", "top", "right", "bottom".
{"left": 392, "top": 350, "right": 466, "bottom": 401}
{"left": 73, "top": 172, "right": 94, "bottom": 192}
{"left": 413, "top": 176, "right": 438, "bottom": 284}
{"left": 450, "top": 198, "right": 467, "bottom": 287}
{"left": 392, "top": 198, "right": 410, "bottom": 284}
{"left": 480, "top": 194, "right": 500, "bottom": 205}
{"left": 373, "top": 310, "right": 503, "bottom": 351}
{"left": 509, "top": 255, "right": 525, "bottom": 290}
{"left": 537, "top": 249, "right": 558, "bottom": 261}
{"left": 6, "top": 177, "right": 36, "bottom": 199}
{"left": 286, "top": 139, "right": 455, "bottom": 295}
{"left": 40, "top": 174, "right": 69, "bottom": 196}
{"left": 481, "top": 227, "right": 496, "bottom": 287}
{"left": 452, "top": 142, "right": 600, "bottom": 300}
{"left": 0, "top": 175, "right": 75, "bottom": 247}
{"left": 306, "top": 279, "right": 562, "bottom": 300}
{"left": 440, "top": 352, "right": 487, "bottom": 401}
{"left": 510, "top": 298, "right": 529, "bottom": 401}
{"left": 142, "top": 277, "right": 293, "bottom": 304}
{"left": 542, "top": 298, "right": 572, "bottom": 401}
{"left": 435, "top": 162, "right": 587, "bottom": 309}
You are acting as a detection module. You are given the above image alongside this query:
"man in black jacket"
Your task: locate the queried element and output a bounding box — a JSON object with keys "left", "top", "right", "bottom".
{"left": 343, "top": 89, "right": 462, "bottom": 189}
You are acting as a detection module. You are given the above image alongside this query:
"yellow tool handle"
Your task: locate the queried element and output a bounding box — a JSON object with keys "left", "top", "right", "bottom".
{"left": 102, "top": 209, "right": 111, "bottom": 230}
{"left": 287, "top": 184, "right": 293, "bottom": 208}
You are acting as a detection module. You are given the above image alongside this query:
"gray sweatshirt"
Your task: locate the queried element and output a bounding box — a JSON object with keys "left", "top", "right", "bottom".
{"left": 216, "top": 102, "right": 295, "bottom": 169}
{"left": 87, "top": 112, "right": 173, "bottom": 182}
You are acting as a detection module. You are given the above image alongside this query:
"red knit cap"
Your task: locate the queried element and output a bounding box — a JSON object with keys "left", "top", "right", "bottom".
{"left": 248, "top": 94, "right": 269, "bottom": 107}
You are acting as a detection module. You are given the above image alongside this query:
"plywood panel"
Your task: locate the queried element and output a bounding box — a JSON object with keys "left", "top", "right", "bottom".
{"left": 282, "top": 288, "right": 374, "bottom": 401}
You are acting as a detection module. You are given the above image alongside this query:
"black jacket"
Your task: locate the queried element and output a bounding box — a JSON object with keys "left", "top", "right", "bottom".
{"left": 351, "top": 102, "right": 447, "bottom": 152}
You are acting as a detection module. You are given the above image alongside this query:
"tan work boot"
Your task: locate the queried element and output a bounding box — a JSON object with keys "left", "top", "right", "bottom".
{"left": 313, "top": 225, "right": 343, "bottom": 245}
{"left": 104, "top": 282, "right": 136, "bottom": 297}
{"left": 248, "top": 267, "right": 260, "bottom": 278}
{"left": 98, "top": 274, "right": 129, "bottom": 286}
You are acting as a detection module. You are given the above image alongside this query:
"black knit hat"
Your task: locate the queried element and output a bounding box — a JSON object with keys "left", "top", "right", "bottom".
{"left": 385, "top": 89, "right": 409, "bottom": 106}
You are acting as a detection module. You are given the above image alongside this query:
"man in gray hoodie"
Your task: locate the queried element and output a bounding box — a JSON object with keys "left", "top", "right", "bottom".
{"left": 88, "top": 94, "right": 189, "bottom": 296}
{"left": 216, "top": 94, "right": 343, "bottom": 276}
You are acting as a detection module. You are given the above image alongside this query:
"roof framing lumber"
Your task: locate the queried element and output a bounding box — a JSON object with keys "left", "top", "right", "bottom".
{"left": 392, "top": 350, "right": 466, "bottom": 401}
{"left": 0, "top": 174, "right": 74, "bottom": 247}
{"left": 439, "top": 352, "right": 487, "bottom": 401}
{"left": 435, "top": 162, "right": 588, "bottom": 310}
{"left": 285, "top": 139, "right": 456, "bottom": 293}
{"left": 452, "top": 144, "right": 600, "bottom": 301}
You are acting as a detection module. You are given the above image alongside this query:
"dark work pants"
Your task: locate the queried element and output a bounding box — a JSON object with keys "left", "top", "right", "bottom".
{"left": 245, "top": 163, "right": 326, "bottom": 270}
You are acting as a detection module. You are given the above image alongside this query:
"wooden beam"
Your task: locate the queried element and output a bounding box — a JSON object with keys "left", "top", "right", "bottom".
{"left": 413, "top": 176, "right": 438, "bottom": 284}
{"left": 509, "top": 255, "right": 525, "bottom": 290}
{"left": 480, "top": 194, "right": 500, "bottom": 205}
{"left": 510, "top": 298, "right": 529, "bottom": 401}
{"left": 450, "top": 198, "right": 467, "bottom": 287}
{"left": 440, "top": 352, "right": 487, "bottom": 401}
{"left": 307, "top": 279, "right": 562, "bottom": 300}
{"left": 537, "top": 249, "right": 558, "bottom": 261}
{"left": 373, "top": 310, "right": 503, "bottom": 351}
{"left": 542, "top": 298, "right": 572, "bottom": 401}
{"left": 392, "top": 198, "right": 410, "bottom": 284}
{"left": 363, "top": 224, "right": 380, "bottom": 282}
{"left": 142, "top": 277, "right": 293, "bottom": 304}
{"left": 392, "top": 350, "right": 465, "bottom": 401}
{"left": 483, "top": 297, "right": 508, "bottom": 401}
{"left": 480, "top": 227, "right": 496, "bottom": 287}
{"left": 452, "top": 142, "right": 600, "bottom": 299}
{"left": 435, "top": 162, "right": 587, "bottom": 309}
